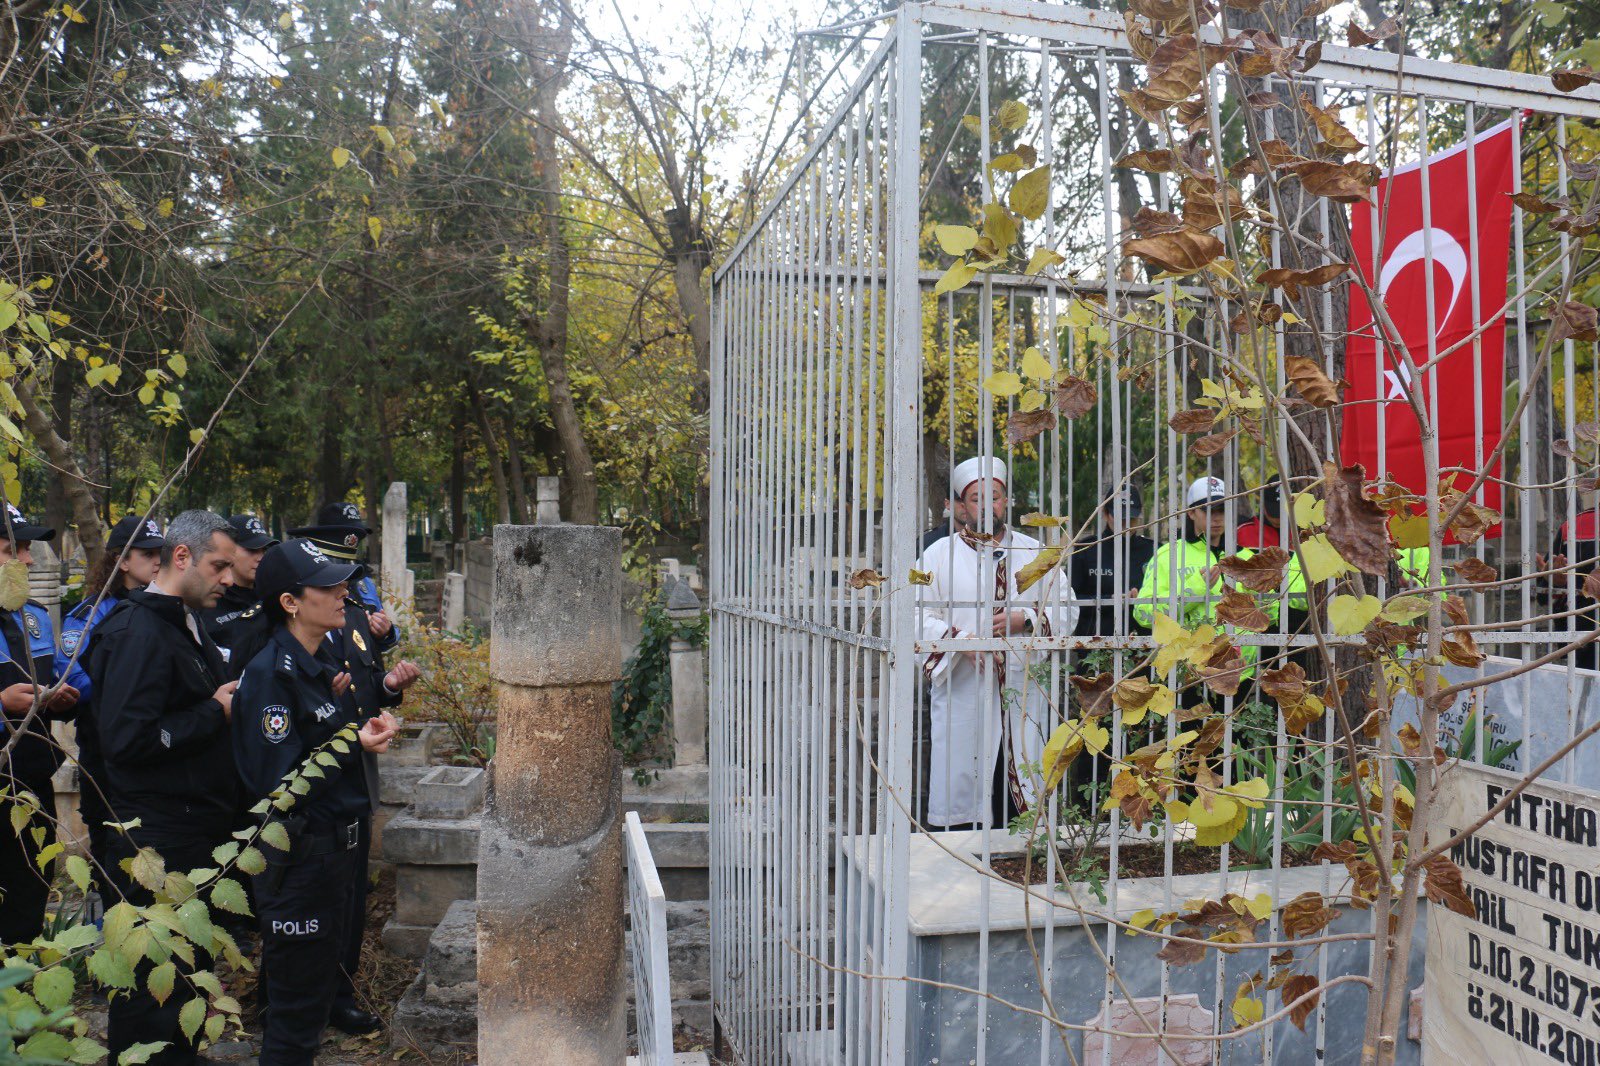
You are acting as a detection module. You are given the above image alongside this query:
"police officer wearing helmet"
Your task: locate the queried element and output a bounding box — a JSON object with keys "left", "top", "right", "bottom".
{"left": 0, "top": 504, "right": 79, "bottom": 946}
{"left": 200, "top": 513, "right": 280, "bottom": 676}
{"left": 233, "top": 539, "right": 400, "bottom": 1064}
{"left": 289, "top": 502, "right": 400, "bottom": 652}
{"left": 57, "top": 513, "right": 165, "bottom": 881}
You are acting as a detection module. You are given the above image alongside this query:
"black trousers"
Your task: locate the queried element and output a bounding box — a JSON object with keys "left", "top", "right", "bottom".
{"left": 255, "top": 845, "right": 358, "bottom": 1065}
{"left": 104, "top": 830, "right": 218, "bottom": 1066}
{"left": 333, "top": 815, "right": 371, "bottom": 1010}
{"left": 0, "top": 777, "right": 54, "bottom": 946}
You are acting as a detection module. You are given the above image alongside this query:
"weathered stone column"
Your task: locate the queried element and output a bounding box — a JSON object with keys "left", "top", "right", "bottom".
{"left": 382, "top": 481, "right": 408, "bottom": 599}
{"left": 534, "top": 476, "right": 562, "bottom": 525}
{"left": 477, "top": 525, "right": 625, "bottom": 1064}
{"left": 442, "top": 571, "right": 466, "bottom": 632}
{"left": 664, "top": 579, "right": 707, "bottom": 767}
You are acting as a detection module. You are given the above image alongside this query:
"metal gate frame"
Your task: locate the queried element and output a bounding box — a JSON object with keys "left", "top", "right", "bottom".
{"left": 709, "top": 4, "right": 1600, "bottom": 1063}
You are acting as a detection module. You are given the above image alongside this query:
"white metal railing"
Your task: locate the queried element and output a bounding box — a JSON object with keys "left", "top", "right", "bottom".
{"left": 625, "top": 811, "right": 673, "bottom": 1065}
{"left": 710, "top": 3, "right": 1600, "bottom": 1064}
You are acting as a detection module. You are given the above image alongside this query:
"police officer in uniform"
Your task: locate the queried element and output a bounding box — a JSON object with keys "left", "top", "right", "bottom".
{"left": 1069, "top": 486, "right": 1155, "bottom": 638}
{"left": 84, "top": 510, "right": 240, "bottom": 1064}
{"left": 234, "top": 539, "right": 400, "bottom": 1065}
{"left": 289, "top": 502, "right": 400, "bottom": 652}
{"left": 0, "top": 505, "right": 79, "bottom": 946}
{"left": 200, "top": 514, "right": 279, "bottom": 673}
{"left": 57, "top": 514, "right": 165, "bottom": 885}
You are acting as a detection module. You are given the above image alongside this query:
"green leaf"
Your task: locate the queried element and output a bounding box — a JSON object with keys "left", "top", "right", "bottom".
{"left": 26, "top": 313, "right": 49, "bottom": 341}
{"left": 1328, "top": 594, "right": 1382, "bottom": 635}
{"left": 20, "top": 1032, "right": 75, "bottom": 1061}
{"left": 86, "top": 946, "right": 137, "bottom": 989}
{"left": 1009, "top": 165, "right": 1052, "bottom": 220}
{"left": 1381, "top": 595, "right": 1430, "bottom": 623}
{"left": 189, "top": 970, "right": 223, "bottom": 998}
{"left": 167, "top": 352, "right": 187, "bottom": 378}
{"left": 102, "top": 902, "right": 136, "bottom": 950}
{"left": 147, "top": 961, "right": 176, "bottom": 1005}
{"left": 47, "top": 922, "right": 100, "bottom": 952}
{"left": 211, "top": 842, "right": 240, "bottom": 866}
{"left": 69, "top": 1036, "right": 105, "bottom": 1064}
{"left": 934, "top": 224, "right": 979, "bottom": 255}
{"left": 237, "top": 846, "right": 266, "bottom": 876}
{"left": 210, "top": 877, "right": 250, "bottom": 916}
{"left": 178, "top": 997, "right": 205, "bottom": 1042}
{"left": 204, "top": 1012, "right": 226, "bottom": 1043}
{"left": 33, "top": 964, "right": 74, "bottom": 1010}
{"left": 0, "top": 559, "right": 30, "bottom": 611}
{"left": 259, "top": 821, "right": 290, "bottom": 851}
{"left": 129, "top": 847, "right": 166, "bottom": 892}
{"left": 66, "top": 854, "right": 90, "bottom": 892}
{"left": 117, "top": 1041, "right": 170, "bottom": 1064}
{"left": 0, "top": 302, "right": 18, "bottom": 331}
{"left": 177, "top": 898, "right": 214, "bottom": 948}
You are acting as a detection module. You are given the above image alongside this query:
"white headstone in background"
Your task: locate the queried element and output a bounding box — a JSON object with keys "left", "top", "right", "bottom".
{"left": 1424, "top": 763, "right": 1600, "bottom": 1064}
{"left": 535, "top": 476, "right": 561, "bottom": 525}
{"left": 443, "top": 571, "right": 466, "bottom": 632}
{"left": 28, "top": 539, "right": 62, "bottom": 627}
{"left": 382, "top": 482, "right": 407, "bottom": 599}
{"left": 1392, "top": 656, "right": 1600, "bottom": 789}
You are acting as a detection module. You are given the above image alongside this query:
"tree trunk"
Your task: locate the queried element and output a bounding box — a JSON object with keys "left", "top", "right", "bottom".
{"left": 44, "top": 359, "right": 74, "bottom": 537}
{"left": 450, "top": 398, "right": 468, "bottom": 543}
{"left": 15, "top": 375, "right": 103, "bottom": 569}
{"left": 471, "top": 382, "right": 513, "bottom": 525}
{"left": 504, "top": 412, "right": 530, "bottom": 523}
{"left": 318, "top": 412, "right": 344, "bottom": 505}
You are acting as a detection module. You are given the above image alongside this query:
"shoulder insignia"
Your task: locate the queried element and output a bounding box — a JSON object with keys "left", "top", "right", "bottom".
{"left": 241, "top": 604, "right": 262, "bottom": 619}
{"left": 351, "top": 629, "right": 367, "bottom": 653}
{"left": 23, "top": 611, "right": 41, "bottom": 640}
{"left": 262, "top": 706, "right": 291, "bottom": 744}
{"left": 275, "top": 652, "right": 296, "bottom": 676}
{"left": 61, "top": 629, "right": 80, "bottom": 654}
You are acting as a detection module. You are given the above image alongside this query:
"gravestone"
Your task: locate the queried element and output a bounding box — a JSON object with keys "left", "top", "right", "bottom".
{"left": 535, "top": 477, "right": 561, "bottom": 525}
{"left": 443, "top": 571, "right": 466, "bottom": 632}
{"left": 383, "top": 482, "right": 408, "bottom": 600}
{"left": 663, "top": 580, "right": 707, "bottom": 767}
{"left": 1424, "top": 763, "right": 1600, "bottom": 1063}
{"left": 1082, "top": 994, "right": 1214, "bottom": 1065}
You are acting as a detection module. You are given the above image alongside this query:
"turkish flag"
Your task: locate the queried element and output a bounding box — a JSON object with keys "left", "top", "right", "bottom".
{"left": 1341, "top": 118, "right": 1517, "bottom": 529}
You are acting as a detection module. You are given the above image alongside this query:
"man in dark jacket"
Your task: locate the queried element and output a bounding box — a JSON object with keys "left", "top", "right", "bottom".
{"left": 86, "top": 509, "right": 239, "bottom": 1065}
{"left": 200, "top": 513, "right": 278, "bottom": 674}
{"left": 1069, "top": 486, "right": 1155, "bottom": 639}
{"left": 0, "top": 505, "right": 79, "bottom": 946}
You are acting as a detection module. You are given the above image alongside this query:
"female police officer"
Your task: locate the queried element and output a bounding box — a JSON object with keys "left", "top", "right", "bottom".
{"left": 233, "top": 539, "right": 399, "bottom": 1065}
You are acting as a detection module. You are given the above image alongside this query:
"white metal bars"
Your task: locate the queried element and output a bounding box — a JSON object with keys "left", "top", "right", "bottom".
{"left": 711, "top": 3, "right": 1600, "bottom": 1063}
{"left": 626, "top": 812, "right": 674, "bottom": 1066}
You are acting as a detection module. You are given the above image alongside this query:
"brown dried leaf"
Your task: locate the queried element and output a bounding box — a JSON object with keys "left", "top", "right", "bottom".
{"left": 1244, "top": 91, "right": 1278, "bottom": 110}
{"left": 1006, "top": 409, "right": 1057, "bottom": 446}
{"left": 1283, "top": 160, "right": 1379, "bottom": 203}
{"left": 1298, "top": 93, "right": 1364, "bottom": 153}
{"left": 1015, "top": 546, "right": 1065, "bottom": 593}
{"left": 1127, "top": 0, "right": 1194, "bottom": 18}
{"left": 1563, "top": 147, "right": 1600, "bottom": 182}
{"left": 1452, "top": 558, "right": 1498, "bottom": 585}
{"left": 1281, "top": 974, "right": 1320, "bottom": 1032}
{"left": 1071, "top": 672, "right": 1116, "bottom": 717}
{"left": 1219, "top": 546, "right": 1291, "bottom": 593}
{"left": 1191, "top": 428, "right": 1239, "bottom": 456}
{"left": 1346, "top": 17, "right": 1398, "bottom": 46}
{"left": 1216, "top": 588, "right": 1270, "bottom": 632}
{"left": 1123, "top": 227, "right": 1225, "bottom": 274}
{"left": 1054, "top": 376, "right": 1098, "bottom": 418}
{"left": 1282, "top": 890, "right": 1338, "bottom": 939}
{"left": 1157, "top": 931, "right": 1211, "bottom": 966}
{"left": 1285, "top": 355, "right": 1342, "bottom": 408}
{"left": 848, "top": 568, "right": 883, "bottom": 589}
{"left": 1198, "top": 640, "right": 1246, "bottom": 695}
{"left": 1584, "top": 570, "right": 1600, "bottom": 601}
{"left": 1324, "top": 462, "right": 1391, "bottom": 575}
{"left": 1552, "top": 300, "right": 1600, "bottom": 343}
{"left": 1552, "top": 211, "right": 1600, "bottom": 237}
{"left": 1168, "top": 408, "right": 1217, "bottom": 434}
{"left": 1422, "top": 854, "right": 1477, "bottom": 918}
{"left": 1130, "top": 206, "right": 1186, "bottom": 238}
{"left": 1115, "top": 148, "right": 1177, "bottom": 173}
{"left": 1259, "top": 139, "right": 1304, "bottom": 168}
{"left": 1552, "top": 66, "right": 1599, "bottom": 93}
{"left": 1510, "top": 191, "right": 1563, "bottom": 215}
{"left": 1143, "top": 34, "right": 1207, "bottom": 106}
{"left": 1261, "top": 662, "right": 1307, "bottom": 704}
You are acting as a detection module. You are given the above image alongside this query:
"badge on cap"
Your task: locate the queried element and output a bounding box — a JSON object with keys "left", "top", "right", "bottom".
{"left": 247, "top": 516, "right": 266, "bottom": 535}
{"left": 341, "top": 503, "right": 361, "bottom": 521}
{"left": 146, "top": 519, "right": 161, "bottom": 539}
{"left": 298, "top": 540, "right": 330, "bottom": 565}
{"left": 23, "top": 612, "right": 40, "bottom": 639}
{"left": 343, "top": 533, "right": 358, "bottom": 547}
{"left": 263, "top": 706, "right": 291, "bottom": 744}
{"left": 352, "top": 629, "right": 367, "bottom": 653}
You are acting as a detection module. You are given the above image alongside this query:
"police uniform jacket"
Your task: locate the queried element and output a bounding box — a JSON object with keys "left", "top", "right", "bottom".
{"left": 0, "top": 601, "right": 71, "bottom": 789}
{"left": 57, "top": 592, "right": 125, "bottom": 822}
{"left": 84, "top": 588, "right": 239, "bottom": 837}
{"left": 199, "top": 584, "right": 266, "bottom": 674}
{"left": 234, "top": 627, "right": 372, "bottom": 831}
{"left": 1069, "top": 532, "right": 1155, "bottom": 637}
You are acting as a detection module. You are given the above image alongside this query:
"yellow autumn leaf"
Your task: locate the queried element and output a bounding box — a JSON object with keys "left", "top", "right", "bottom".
{"left": 1229, "top": 777, "right": 1270, "bottom": 808}
{"left": 1236, "top": 892, "right": 1273, "bottom": 920}
{"left": 996, "top": 99, "right": 1029, "bottom": 130}
{"left": 1017, "top": 388, "right": 1045, "bottom": 413}
{"left": 933, "top": 261, "right": 978, "bottom": 296}
{"left": 331, "top": 146, "right": 351, "bottom": 169}
{"left": 62, "top": 3, "right": 87, "bottom": 21}
{"left": 1041, "top": 718, "right": 1110, "bottom": 791}
{"left": 189, "top": 428, "right": 204, "bottom": 444}
{"left": 1015, "top": 546, "right": 1063, "bottom": 592}
{"left": 370, "top": 124, "right": 396, "bottom": 149}
{"left": 29, "top": 196, "right": 44, "bottom": 208}
{"left": 1380, "top": 595, "right": 1429, "bottom": 623}
{"left": 1025, "top": 247, "right": 1064, "bottom": 275}
{"left": 1019, "top": 346, "right": 1053, "bottom": 381}
{"left": 1009, "top": 165, "right": 1051, "bottom": 220}
{"left": 160, "top": 43, "right": 178, "bottom": 55}
{"left": 430, "top": 99, "right": 448, "bottom": 123}
{"left": 982, "top": 370, "right": 1023, "bottom": 396}
{"left": 1187, "top": 794, "right": 1238, "bottom": 828}
{"left": 367, "top": 216, "right": 382, "bottom": 244}
{"left": 277, "top": 11, "right": 292, "bottom": 29}
{"left": 269, "top": 76, "right": 283, "bottom": 89}
{"left": 1292, "top": 491, "right": 1325, "bottom": 528}
{"left": 934, "top": 224, "right": 979, "bottom": 255}
{"left": 1298, "top": 533, "right": 1351, "bottom": 583}
{"left": 1328, "top": 593, "right": 1381, "bottom": 635}
{"left": 157, "top": 198, "right": 174, "bottom": 218}
{"left": 1128, "top": 908, "right": 1157, "bottom": 932}
{"left": 1232, "top": 994, "right": 1265, "bottom": 1028}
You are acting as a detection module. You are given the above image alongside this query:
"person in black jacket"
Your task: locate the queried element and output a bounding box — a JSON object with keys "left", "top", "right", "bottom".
{"left": 1069, "top": 486, "right": 1155, "bottom": 639}
{"left": 234, "top": 539, "right": 400, "bottom": 1066}
{"left": 0, "top": 505, "right": 79, "bottom": 946}
{"left": 85, "top": 509, "right": 239, "bottom": 1066}
{"left": 200, "top": 513, "right": 278, "bottom": 674}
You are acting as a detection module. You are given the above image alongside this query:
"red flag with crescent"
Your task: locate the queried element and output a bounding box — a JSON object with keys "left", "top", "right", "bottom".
{"left": 1341, "top": 118, "right": 1517, "bottom": 529}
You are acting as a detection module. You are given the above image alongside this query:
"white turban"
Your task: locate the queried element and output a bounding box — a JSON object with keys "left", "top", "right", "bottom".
{"left": 950, "top": 456, "right": 1008, "bottom": 498}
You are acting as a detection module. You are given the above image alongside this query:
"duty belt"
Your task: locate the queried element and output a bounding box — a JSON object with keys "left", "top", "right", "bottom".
{"left": 299, "top": 819, "right": 361, "bottom": 857}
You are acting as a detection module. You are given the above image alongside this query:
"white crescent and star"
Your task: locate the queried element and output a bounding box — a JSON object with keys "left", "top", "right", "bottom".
{"left": 1375, "top": 226, "right": 1469, "bottom": 401}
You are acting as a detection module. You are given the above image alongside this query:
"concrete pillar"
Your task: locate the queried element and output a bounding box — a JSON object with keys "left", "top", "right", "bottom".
{"left": 477, "top": 525, "right": 625, "bottom": 1065}
{"left": 442, "top": 572, "right": 466, "bottom": 632}
{"left": 664, "top": 580, "right": 707, "bottom": 767}
{"left": 534, "top": 477, "right": 562, "bottom": 525}
{"left": 382, "top": 482, "right": 408, "bottom": 600}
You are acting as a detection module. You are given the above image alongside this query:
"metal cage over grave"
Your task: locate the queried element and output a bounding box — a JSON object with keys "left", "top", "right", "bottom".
{"left": 708, "top": 3, "right": 1600, "bottom": 1063}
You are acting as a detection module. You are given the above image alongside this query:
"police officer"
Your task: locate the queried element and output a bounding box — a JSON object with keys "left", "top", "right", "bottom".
{"left": 289, "top": 502, "right": 400, "bottom": 652}
{"left": 86, "top": 510, "right": 240, "bottom": 1064}
{"left": 1069, "top": 486, "right": 1155, "bottom": 638}
{"left": 200, "top": 513, "right": 279, "bottom": 673}
{"left": 57, "top": 514, "right": 165, "bottom": 883}
{"left": 0, "top": 505, "right": 78, "bottom": 946}
{"left": 234, "top": 539, "right": 400, "bottom": 1065}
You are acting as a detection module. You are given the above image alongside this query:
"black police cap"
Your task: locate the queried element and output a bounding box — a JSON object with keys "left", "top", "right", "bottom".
{"left": 108, "top": 514, "right": 165, "bottom": 552}
{"left": 286, "top": 501, "right": 371, "bottom": 548}
{"left": 3, "top": 504, "right": 55, "bottom": 544}
{"left": 256, "top": 538, "right": 360, "bottom": 604}
{"left": 227, "top": 513, "right": 279, "bottom": 550}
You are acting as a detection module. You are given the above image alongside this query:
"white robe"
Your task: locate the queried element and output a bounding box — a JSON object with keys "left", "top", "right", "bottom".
{"left": 915, "top": 529, "right": 1077, "bottom": 827}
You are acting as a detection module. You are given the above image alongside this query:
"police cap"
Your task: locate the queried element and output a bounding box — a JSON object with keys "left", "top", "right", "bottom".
{"left": 108, "top": 514, "right": 165, "bottom": 552}
{"left": 228, "top": 513, "right": 279, "bottom": 550}
{"left": 3, "top": 504, "right": 55, "bottom": 544}
{"left": 256, "top": 538, "right": 360, "bottom": 604}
